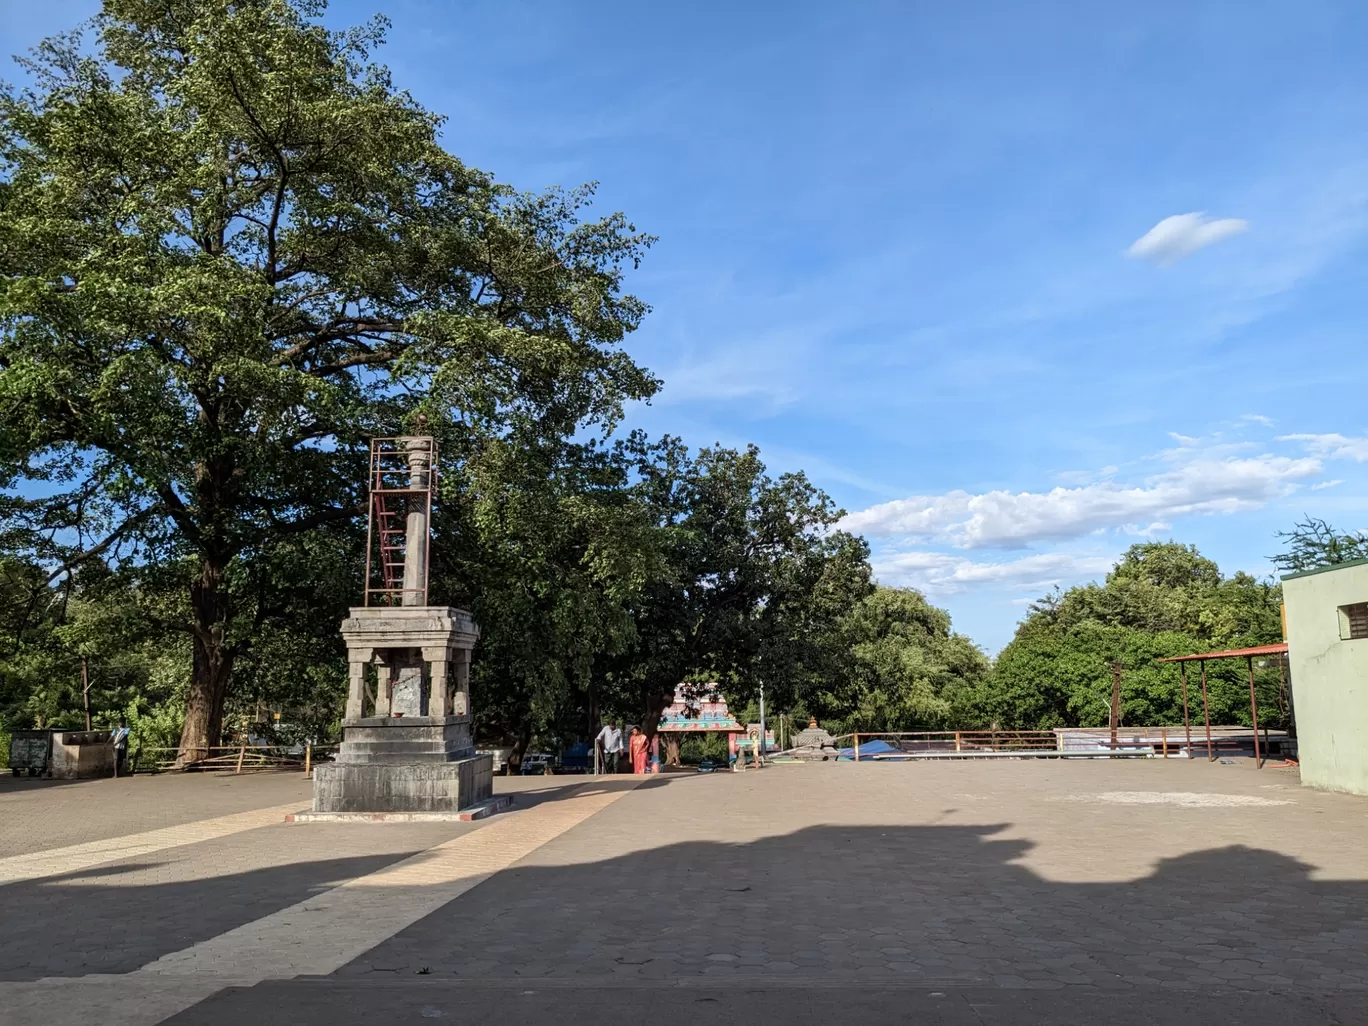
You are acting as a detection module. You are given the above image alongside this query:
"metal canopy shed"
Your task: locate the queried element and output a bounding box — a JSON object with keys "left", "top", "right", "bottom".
{"left": 1156, "top": 642, "right": 1288, "bottom": 769}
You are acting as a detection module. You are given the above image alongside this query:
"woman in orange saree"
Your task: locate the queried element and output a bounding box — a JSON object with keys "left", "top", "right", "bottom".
{"left": 629, "top": 727, "right": 649, "bottom": 774}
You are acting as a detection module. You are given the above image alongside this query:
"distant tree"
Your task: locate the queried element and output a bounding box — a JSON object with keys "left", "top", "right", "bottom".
{"left": 986, "top": 542, "right": 1285, "bottom": 731}
{"left": 815, "top": 586, "right": 988, "bottom": 732}
{"left": 601, "top": 437, "right": 872, "bottom": 745}
{"left": 1272, "top": 516, "right": 1368, "bottom": 573}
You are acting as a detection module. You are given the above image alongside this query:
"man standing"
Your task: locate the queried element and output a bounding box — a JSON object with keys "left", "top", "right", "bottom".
{"left": 111, "top": 718, "right": 130, "bottom": 777}
{"left": 595, "top": 720, "right": 623, "bottom": 774}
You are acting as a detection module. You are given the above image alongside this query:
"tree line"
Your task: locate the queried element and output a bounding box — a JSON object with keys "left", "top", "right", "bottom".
{"left": 2, "top": 2, "right": 1361, "bottom": 765}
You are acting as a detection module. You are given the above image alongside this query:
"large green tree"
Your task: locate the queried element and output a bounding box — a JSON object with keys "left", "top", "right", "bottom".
{"left": 0, "top": 0, "right": 655, "bottom": 759}
{"left": 816, "top": 585, "right": 989, "bottom": 732}
{"left": 600, "top": 437, "right": 873, "bottom": 746}
{"left": 984, "top": 542, "right": 1286, "bottom": 730}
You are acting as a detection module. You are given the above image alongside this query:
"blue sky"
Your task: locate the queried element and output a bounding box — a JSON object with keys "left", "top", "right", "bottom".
{"left": 6, "top": 0, "right": 1368, "bottom": 650}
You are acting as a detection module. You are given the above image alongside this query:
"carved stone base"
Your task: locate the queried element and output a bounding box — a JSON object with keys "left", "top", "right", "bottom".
{"left": 332, "top": 714, "right": 474, "bottom": 764}
{"left": 312, "top": 753, "right": 493, "bottom": 813}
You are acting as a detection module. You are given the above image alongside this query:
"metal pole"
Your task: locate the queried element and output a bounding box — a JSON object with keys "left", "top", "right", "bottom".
{"left": 1180, "top": 662, "right": 1192, "bottom": 758}
{"left": 1109, "top": 661, "right": 1122, "bottom": 749}
{"left": 1247, "top": 656, "right": 1262, "bottom": 769}
{"left": 363, "top": 443, "right": 376, "bottom": 607}
{"left": 1200, "top": 660, "right": 1213, "bottom": 761}
{"left": 81, "top": 657, "right": 92, "bottom": 732}
{"left": 758, "top": 681, "right": 766, "bottom": 767}
{"left": 854, "top": 732, "right": 860, "bottom": 762}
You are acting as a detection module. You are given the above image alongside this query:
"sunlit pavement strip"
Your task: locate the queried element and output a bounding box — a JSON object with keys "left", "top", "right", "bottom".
{"left": 136, "top": 781, "right": 642, "bottom": 979}
{"left": 0, "top": 803, "right": 309, "bottom": 886}
{"left": 0, "top": 783, "right": 642, "bottom": 1026}
{"left": 1056, "top": 790, "right": 1296, "bottom": 807}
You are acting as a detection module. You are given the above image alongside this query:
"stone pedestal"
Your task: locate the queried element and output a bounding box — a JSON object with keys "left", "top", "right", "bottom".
{"left": 313, "top": 605, "right": 492, "bottom": 814}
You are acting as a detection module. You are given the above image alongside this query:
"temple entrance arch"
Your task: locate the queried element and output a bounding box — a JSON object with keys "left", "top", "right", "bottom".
{"left": 657, "top": 683, "right": 744, "bottom": 767}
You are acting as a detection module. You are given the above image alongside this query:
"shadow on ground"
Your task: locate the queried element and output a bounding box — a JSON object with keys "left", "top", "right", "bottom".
{"left": 15, "top": 781, "right": 1368, "bottom": 1023}
{"left": 326, "top": 821, "right": 1368, "bottom": 988}
{"left": 0, "top": 853, "right": 416, "bottom": 980}
{"left": 162, "top": 816, "right": 1368, "bottom": 1023}
{"left": 161, "top": 978, "right": 1368, "bottom": 1026}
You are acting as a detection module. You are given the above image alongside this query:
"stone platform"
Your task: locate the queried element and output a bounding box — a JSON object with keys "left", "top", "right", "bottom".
{"left": 313, "top": 714, "right": 492, "bottom": 814}
{"left": 313, "top": 718, "right": 491, "bottom": 814}
{"left": 285, "top": 794, "right": 512, "bottom": 823}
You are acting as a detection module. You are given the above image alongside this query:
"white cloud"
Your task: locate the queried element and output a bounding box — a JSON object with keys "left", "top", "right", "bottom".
{"left": 1241, "top": 414, "right": 1275, "bottom": 426}
{"left": 1280, "top": 433, "right": 1368, "bottom": 462}
{"left": 1127, "top": 212, "right": 1248, "bottom": 265}
{"left": 1312, "top": 479, "right": 1344, "bottom": 491}
{"left": 1121, "top": 521, "right": 1172, "bottom": 537}
{"left": 841, "top": 451, "right": 1321, "bottom": 549}
{"left": 872, "top": 551, "right": 1114, "bottom": 596}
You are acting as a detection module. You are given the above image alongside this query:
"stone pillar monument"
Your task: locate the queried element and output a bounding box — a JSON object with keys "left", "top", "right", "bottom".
{"left": 310, "top": 435, "right": 494, "bottom": 814}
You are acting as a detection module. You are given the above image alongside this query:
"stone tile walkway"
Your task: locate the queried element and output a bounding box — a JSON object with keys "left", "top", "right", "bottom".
{"left": 4, "top": 759, "right": 1368, "bottom": 1025}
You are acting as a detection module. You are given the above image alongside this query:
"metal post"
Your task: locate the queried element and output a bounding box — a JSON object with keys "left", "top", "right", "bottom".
{"left": 363, "top": 449, "right": 376, "bottom": 607}
{"left": 304, "top": 742, "right": 311, "bottom": 777}
{"left": 1200, "top": 660, "right": 1213, "bottom": 761}
{"left": 854, "top": 733, "right": 860, "bottom": 762}
{"left": 1247, "top": 656, "right": 1262, "bottom": 769}
{"left": 1109, "top": 661, "right": 1122, "bottom": 749}
{"left": 81, "top": 657, "right": 92, "bottom": 732}
{"left": 758, "top": 681, "right": 766, "bottom": 768}
{"left": 1180, "top": 662, "right": 1192, "bottom": 758}
{"left": 1161, "top": 727, "right": 1168, "bottom": 759}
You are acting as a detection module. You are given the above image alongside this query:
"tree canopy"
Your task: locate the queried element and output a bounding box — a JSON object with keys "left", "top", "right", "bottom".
{"left": 0, "top": 0, "right": 655, "bottom": 759}
{"left": 981, "top": 542, "right": 1286, "bottom": 732}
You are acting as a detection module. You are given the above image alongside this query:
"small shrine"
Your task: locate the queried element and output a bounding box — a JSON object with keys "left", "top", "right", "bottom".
{"left": 789, "top": 716, "right": 841, "bottom": 760}
{"left": 657, "top": 683, "right": 745, "bottom": 765}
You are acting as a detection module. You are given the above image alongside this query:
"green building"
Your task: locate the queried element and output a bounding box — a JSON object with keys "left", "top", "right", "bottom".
{"left": 1283, "top": 558, "right": 1368, "bottom": 795}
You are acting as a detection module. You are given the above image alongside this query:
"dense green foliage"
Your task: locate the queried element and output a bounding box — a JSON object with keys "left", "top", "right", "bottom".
{"left": 0, "top": 0, "right": 655, "bottom": 759}
{"left": 982, "top": 543, "right": 1288, "bottom": 731}
{"left": 0, "top": 1, "right": 889, "bottom": 762}
{"left": 814, "top": 586, "right": 989, "bottom": 733}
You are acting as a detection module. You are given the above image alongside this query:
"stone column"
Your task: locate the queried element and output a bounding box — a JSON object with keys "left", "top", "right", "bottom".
{"left": 345, "top": 652, "right": 371, "bottom": 720}
{"left": 373, "top": 655, "right": 394, "bottom": 717}
{"left": 452, "top": 647, "right": 471, "bottom": 720}
{"left": 401, "top": 437, "right": 431, "bottom": 606}
{"left": 425, "top": 647, "right": 450, "bottom": 718}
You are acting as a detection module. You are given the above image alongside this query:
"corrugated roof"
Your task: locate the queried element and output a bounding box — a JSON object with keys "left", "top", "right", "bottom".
{"left": 1156, "top": 642, "right": 1288, "bottom": 663}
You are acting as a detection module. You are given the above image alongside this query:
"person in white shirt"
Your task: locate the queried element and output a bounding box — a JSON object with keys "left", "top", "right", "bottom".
{"left": 595, "top": 721, "right": 623, "bottom": 773}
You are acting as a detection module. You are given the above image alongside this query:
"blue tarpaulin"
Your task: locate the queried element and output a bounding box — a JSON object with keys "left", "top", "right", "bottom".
{"left": 837, "top": 738, "right": 903, "bottom": 759}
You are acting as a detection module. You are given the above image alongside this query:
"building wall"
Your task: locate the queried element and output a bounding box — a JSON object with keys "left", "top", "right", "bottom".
{"left": 1283, "top": 560, "right": 1368, "bottom": 795}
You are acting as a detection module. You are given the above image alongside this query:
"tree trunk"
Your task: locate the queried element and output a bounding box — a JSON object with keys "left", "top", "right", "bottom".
{"left": 664, "top": 736, "right": 681, "bottom": 766}
{"left": 509, "top": 723, "right": 533, "bottom": 774}
{"left": 640, "top": 687, "right": 673, "bottom": 750}
{"left": 177, "top": 559, "right": 235, "bottom": 765}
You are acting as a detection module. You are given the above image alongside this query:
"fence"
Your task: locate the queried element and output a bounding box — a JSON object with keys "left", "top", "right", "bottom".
{"left": 790, "top": 726, "right": 1287, "bottom": 762}
{"left": 132, "top": 743, "right": 339, "bottom": 775}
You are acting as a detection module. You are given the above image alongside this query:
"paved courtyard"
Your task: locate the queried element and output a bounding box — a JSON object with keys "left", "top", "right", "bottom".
{"left": 4, "top": 758, "right": 1368, "bottom": 1024}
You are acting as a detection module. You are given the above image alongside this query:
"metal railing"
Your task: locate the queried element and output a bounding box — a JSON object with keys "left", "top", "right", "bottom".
{"left": 770, "top": 726, "right": 1287, "bottom": 762}
{"left": 132, "top": 743, "right": 339, "bottom": 775}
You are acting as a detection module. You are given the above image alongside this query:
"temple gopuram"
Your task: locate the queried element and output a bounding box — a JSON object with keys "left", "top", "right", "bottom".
{"left": 657, "top": 683, "right": 745, "bottom": 765}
